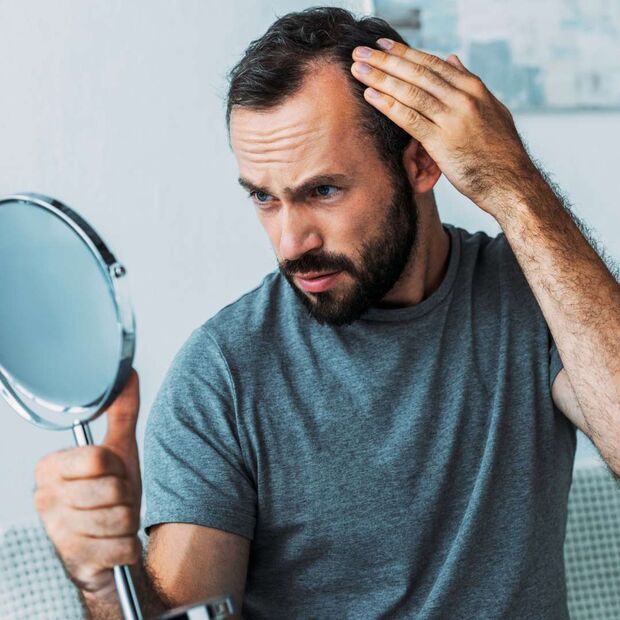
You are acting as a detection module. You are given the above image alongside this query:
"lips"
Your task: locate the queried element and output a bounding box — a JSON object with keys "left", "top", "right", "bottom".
{"left": 295, "top": 270, "right": 342, "bottom": 293}
{"left": 297, "top": 271, "right": 339, "bottom": 280}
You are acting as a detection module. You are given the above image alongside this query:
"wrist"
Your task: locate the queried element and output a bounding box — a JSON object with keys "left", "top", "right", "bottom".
{"left": 483, "top": 163, "right": 552, "bottom": 227}
{"left": 80, "top": 585, "right": 123, "bottom": 620}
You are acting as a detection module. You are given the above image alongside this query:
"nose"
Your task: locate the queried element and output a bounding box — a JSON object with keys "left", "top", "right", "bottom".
{"left": 278, "top": 204, "right": 322, "bottom": 261}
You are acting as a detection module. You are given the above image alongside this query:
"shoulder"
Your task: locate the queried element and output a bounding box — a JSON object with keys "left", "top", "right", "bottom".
{"left": 446, "top": 223, "right": 549, "bottom": 339}
{"left": 452, "top": 223, "right": 558, "bottom": 354}
{"left": 150, "top": 271, "right": 289, "bottom": 407}
{"left": 451, "top": 224, "right": 517, "bottom": 270}
{"left": 450, "top": 224, "right": 531, "bottom": 295}
{"left": 202, "top": 269, "right": 290, "bottom": 339}
{"left": 176, "top": 269, "right": 295, "bottom": 366}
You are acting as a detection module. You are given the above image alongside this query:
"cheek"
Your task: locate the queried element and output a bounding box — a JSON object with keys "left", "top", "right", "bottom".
{"left": 331, "top": 219, "right": 364, "bottom": 248}
{"left": 331, "top": 198, "right": 378, "bottom": 248}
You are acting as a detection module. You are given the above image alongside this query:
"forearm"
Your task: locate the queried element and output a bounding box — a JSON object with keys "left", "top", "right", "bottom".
{"left": 493, "top": 167, "right": 620, "bottom": 471}
{"left": 80, "top": 545, "right": 171, "bottom": 619}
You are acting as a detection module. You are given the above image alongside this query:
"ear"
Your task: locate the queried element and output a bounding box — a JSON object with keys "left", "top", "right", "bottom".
{"left": 401, "top": 139, "right": 442, "bottom": 195}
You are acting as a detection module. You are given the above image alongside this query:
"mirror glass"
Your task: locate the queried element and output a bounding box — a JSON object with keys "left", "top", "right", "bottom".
{"left": 0, "top": 199, "right": 123, "bottom": 417}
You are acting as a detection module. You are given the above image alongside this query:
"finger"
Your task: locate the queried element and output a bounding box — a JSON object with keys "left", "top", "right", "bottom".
{"left": 353, "top": 46, "right": 468, "bottom": 111}
{"left": 87, "top": 535, "right": 142, "bottom": 568}
{"left": 103, "top": 368, "right": 140, "bottom": 457}
{"left": 361, "top": 87, "right": 436, "bottom": 143}
{"left": 64, "top": 476, "right": 135, "bottom": 510}
{"left": 34, "top": 476, "right": 134, "bottom": 514}
{"left": 375, "top": 38, "right": 482, "bottom": 97}
{"left": 55, "top": 446, "right": 127, "bottom": 480}
{"left": 351, "top": 61, "right": 447, "bottom": 124}
{"left": 35, "top": 448, "right": 73, "bottom": 486}
{"left": 61, "top": 534, "right": 141, "bottom": 572}
{"left": 70, "top": 504, "right": 140, "bottom": 538}
{"left": 446, "top": 54, "right": 467, "bottom": 72}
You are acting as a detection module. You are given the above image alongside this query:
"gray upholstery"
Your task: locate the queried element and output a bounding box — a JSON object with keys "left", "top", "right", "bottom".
{"left": 0, "top": 521, "right": 83, "bottom": 619}
{"left": 564, "top": 465, "right": 620, "bottom": 618}
{"left": 1, "top": 465, "right": 619, "bottom": 619}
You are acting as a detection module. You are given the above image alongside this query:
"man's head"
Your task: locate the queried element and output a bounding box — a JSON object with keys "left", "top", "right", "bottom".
{"left": 226, "top": 7, "right": 441, "bottom": 325}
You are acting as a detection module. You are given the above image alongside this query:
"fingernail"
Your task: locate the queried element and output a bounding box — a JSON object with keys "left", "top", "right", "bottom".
{"left": 366, "top": 87, "right": 381, "bottom": 99}
{"left": 376, "top": 38, "right": 394, "bottom": 51}
{"left": 354, "top": 62, "right": 371, "bottom": 74}
{"left": 355, "top": 46, "right": 372, "bottom": 58}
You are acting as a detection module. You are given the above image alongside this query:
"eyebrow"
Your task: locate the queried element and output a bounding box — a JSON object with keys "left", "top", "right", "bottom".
{"left": 237, "top": 173, "right": 351, "bottom": 200}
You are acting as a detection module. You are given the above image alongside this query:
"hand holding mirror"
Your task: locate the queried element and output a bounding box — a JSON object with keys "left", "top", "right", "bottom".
{"left": 0, "top": 194, "right": 234, "bottom": 619}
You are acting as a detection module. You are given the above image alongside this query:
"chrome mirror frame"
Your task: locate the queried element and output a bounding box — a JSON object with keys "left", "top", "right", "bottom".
{"left": 0, "top": 192, "right": 135, "bottom": 430}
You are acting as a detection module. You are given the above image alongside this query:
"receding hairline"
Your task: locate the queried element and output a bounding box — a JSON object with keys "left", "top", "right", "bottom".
{"left": 227, "top": 56, "right": 377, "bottom": 156}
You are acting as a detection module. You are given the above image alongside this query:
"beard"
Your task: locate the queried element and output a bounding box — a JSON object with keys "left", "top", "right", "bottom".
{"left": 278, "top": 168, "right": 419, "bottom": 326}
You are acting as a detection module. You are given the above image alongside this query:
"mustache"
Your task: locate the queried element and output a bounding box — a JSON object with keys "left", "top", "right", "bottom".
{"left": 280, "top": 251, "right": 356, "bottom": 277}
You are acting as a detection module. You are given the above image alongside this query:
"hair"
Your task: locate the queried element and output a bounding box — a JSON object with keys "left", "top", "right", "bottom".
{"left": 225, "top": 6, "right": 413, "bottom": 179}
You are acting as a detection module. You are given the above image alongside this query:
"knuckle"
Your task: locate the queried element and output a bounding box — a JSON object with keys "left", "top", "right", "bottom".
{"left": 117, "top": 505, "right": 139, "bottom": 533}
{"left": 85, "top": 447, "right": 121, "bottom": 477}
{"left": 384, "top": 97, "right": 397, "bottom": 113}
{"left": 87, "top": 447, "right": 110, "bottom": 475}
{"left": 411, "top": 62, "right": 426, "bottom": 77}
{"left": 425, "top": 67, "right": 446, "bottom": 93}
{"left": 109, "top": 477, "right": 128, "bottom": 505}
{"left": 115, "top": 537, "right": 141, "bottom": 565}
{"left": 377, "top": 50, "right": 390, "bottom": 63}
{"left": 426, "top": 54, "right": 442, "bottom": 68}
{"left": 461, "top": 94, "right": 479, "bottom": 115}
{"left": 431, "top": 99, "right": 446, "bottom": 117}
{"left": 405, "top": 107, "right": 420, "bottom": 126}
{"left": 119, "top": 506, "right": 133, "bottom": 531}
{"left": 43, "top": 516, "right": 71, "bottom": 549}
{"left": 35, "top": 453, "right": 56, "bottom": 484}
{"left": 405, "top": 83, "right": 419, "bottom": 102}
{"left": 469, "top": 76, "right": 487, "bottom": 96}
{"left": 498, "top": 101, "right": 512, "bottom": 118}
{"left": 374, "top": 69, "right": 388, "bottom": 85}
{"left": 34, "top": 486, "right": 54, "bottom": 513}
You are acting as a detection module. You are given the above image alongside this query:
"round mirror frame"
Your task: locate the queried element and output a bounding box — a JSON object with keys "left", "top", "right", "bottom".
{"left": 0, "top": 193, "right": 135, "bottom": 430}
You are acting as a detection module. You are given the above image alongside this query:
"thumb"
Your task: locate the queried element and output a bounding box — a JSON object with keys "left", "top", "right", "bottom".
{"left": 103, "top": 368, "right": 140, "bottom": 464}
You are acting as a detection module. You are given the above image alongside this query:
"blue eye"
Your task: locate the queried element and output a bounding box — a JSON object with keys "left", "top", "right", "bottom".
{"left": 249, "top": 185, "right": 340, "bottom": 206}
{"left": 314, "top": 185, "right": 339, "bottom": 198}
{"left": 250, "top": 191, "right": 272, "bottom": 204}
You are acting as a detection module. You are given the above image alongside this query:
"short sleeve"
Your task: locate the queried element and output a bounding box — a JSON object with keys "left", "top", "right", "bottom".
{"left": 549, "top": 333, "right": 564, "bottom": 390}
{"left": 142, "top": 326, "right": 256, "bottom": 540}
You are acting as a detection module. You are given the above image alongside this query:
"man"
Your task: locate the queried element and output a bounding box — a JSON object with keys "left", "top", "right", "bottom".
{"left": 34, "top": 7, "right": 619, "bottom": 619}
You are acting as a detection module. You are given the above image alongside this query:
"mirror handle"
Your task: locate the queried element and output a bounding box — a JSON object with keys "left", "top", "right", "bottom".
{"left": 72, "top": 421, "right": 144, "bottom": 620}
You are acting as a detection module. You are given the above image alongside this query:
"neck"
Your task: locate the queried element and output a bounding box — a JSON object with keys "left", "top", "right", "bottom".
{"left": 376, "top": 190, "right": 451, "bottom": 308}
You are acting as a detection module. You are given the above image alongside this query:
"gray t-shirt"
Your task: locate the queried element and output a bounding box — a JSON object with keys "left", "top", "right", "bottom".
{"left": 143, "top": 223, "right": 577, "bottom": 619}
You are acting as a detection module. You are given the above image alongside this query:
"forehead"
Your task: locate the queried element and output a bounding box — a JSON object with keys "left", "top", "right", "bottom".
{"left": 229, "top": 63, "right": 373, "bottom": 188}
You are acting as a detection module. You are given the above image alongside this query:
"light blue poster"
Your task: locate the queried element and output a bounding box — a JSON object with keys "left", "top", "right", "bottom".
{"left": 371, "top": 0, "right": 620, "bottom": 112}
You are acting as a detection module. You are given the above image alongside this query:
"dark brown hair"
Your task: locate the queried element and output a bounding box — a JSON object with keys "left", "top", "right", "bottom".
{"left": 225, "top": 6, "right": 413, "bottom": 178}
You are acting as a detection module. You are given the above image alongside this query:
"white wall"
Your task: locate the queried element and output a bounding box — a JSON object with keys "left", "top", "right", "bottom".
{"left": 0, "top": 0, "right": 615, "bottom": 524}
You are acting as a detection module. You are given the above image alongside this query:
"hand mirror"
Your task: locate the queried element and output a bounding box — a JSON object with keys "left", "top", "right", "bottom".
{"left": 0, "top": 194, "right": 234, "bottom": 620}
